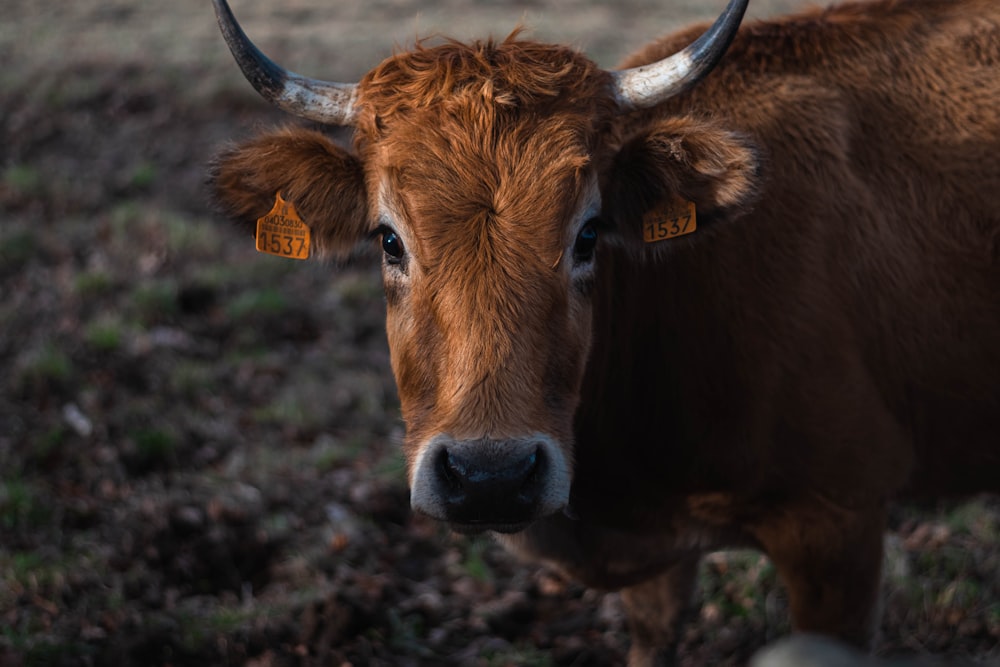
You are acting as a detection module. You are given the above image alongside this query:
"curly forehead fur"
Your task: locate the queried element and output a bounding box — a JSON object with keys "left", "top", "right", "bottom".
{"left": 352, "top": 33, "right": 619, "bottom": 275}
{"left": 356, "top": 31, "right": 615, "bottom": 132}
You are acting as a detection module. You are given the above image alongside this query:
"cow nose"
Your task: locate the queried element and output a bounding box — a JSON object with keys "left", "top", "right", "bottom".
{"left": 416, "top": 439, "right": 547, "bottom": 531}
{"left": 439, "top": 444, "right": 541, "bottom": 504}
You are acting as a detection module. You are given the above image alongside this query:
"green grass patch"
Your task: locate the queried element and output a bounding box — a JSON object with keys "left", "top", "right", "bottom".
{"left": 28, "top": 426, "right": 69, "bottom": 465}
{"left": 1, "top": 550, "right": 74, "bottom": 600}
{"left": 0, "top": 478, "right": 52, "bottom": 531}
{"left": 163, "top": 214, "right": 222, "bottom": 257}
{"left": 174, "top": 603, "right": 259, "bottom": 654}
{"left": 311, "top": 434, "right": 369, "bottom": 472}
{"left": 18, "top": 343, "right": 74, "bottom": 389}
{"left": 84, "top": 314, "right": 126, "bottom": 352}
{"left": 371, "top": 447, "right": 407, "bottom": 485}
{"left": 481, "top": 642, "right": 553, "bottom": 667}
{"left": 936, "top": 579, "right": 984, "bottom": 610}
{"left": 915, "top": 546, "right": 977, "bottom": 581}
{"left": 252, "top": 383, "right": 329, "bottom": 434}
{"left": 384, "top": 609, "right": 433, "bottom": 657}
{"left": 73, "top": 270, "right": 115, "bottom": 297}
{"left": 3, "top": 164, "right": 43, "bottom": 196}
{"left": 108, "top": 200, "right": 143, "bottom": 235}
{"left": 194, "top": 252, "right": 297, "bottom": 289}
{"left": 227, "top": 287, "right": 289, "bottom": 320}
{"left": 699, "top": 550, "right": 781, "bottom": 628}
{"left": 206, "top": 606, "right": 256, "bottom": 634}
{"left": 131, "top": 279, "right": 179, "bottom": 324}
{"left": 132, "top": 428, "right": 177, "bottom": 468}
{"left": 333, "top": 271, "right": 384, "bottom": 305}
{"left": 168, "top": 360, "right": 214, "bottom": 398}
{"left": 0, "top": 229, "right": 38, "bottom": 270}
{"left": 460, "top": 537, "right": 494, "bottom": 584}
{"left": 5, "top": 551, "right": 46, "bottom": 587}
{"left": 0, "top": 629, "right": 94, "bottom": 667}
{"left": 942, "top": 499, "right": 1000, "bottom": 541}
{"left": 129, "top": 161, "right": 157, "bottom": 189}
{"left": 987, "top": 602, "right": 1000, "bottom": 629}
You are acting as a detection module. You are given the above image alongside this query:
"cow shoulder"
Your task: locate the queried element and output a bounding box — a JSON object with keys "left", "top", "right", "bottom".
{"left": 209, "top": 126, "right": 369, "bottom": 259}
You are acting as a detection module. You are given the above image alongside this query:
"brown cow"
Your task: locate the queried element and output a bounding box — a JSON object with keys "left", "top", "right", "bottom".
{"left": 209, "top": 0, "right": 1000, "bottom": 663}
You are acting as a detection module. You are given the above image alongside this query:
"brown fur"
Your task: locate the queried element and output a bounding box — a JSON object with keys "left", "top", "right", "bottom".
{"left": 210, "top": 1, "right": 1000, "bottom": 663}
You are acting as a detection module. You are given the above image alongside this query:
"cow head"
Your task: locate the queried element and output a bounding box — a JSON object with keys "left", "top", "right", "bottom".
{"left": 210, "top": 0, "right": 757, "bottom": 533}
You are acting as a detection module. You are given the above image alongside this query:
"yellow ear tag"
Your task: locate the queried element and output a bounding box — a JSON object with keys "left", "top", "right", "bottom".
{"left": 255, "top": 193, "right": 311, "bottom": 260}
{"left": 642, "top": 196, "right": 697, "bottom": 243}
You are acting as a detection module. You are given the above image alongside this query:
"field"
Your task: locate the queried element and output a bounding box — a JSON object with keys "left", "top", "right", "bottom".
{"left": 1, "top": 1, "right": 998, "bottom": 665}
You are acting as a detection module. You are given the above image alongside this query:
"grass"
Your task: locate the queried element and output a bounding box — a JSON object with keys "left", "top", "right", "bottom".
{"left": 3, "top": 551, "right": 47, "bottom": 596}
{"left": 481, "top": 643, "right": 554, "bottom": 667}
{"left": 698, "top": 550, "right": 785, "bottom": 636}
{"left": 131, "top": 428, "right": 178, "bottom": 470}
{"left": 130, "top": 161, "right": 157, "bottom": 190}
{"left": 16, "top": 343, "right": 74, "bottom": 391}
{"left": 227, "top": 288, "right": 290, "bottom": 320}
{"left": 106, "top": 202, "right": 224, "bottom": 264}
{"left": 130, "top": 279, "right": 179, "bottom": 324}
{"left": 0, "top": 550, "right": 79, "bottom": 605}
{"left": 73, "top": 270, "right": 116, "bottom": 297}
{"left": 168, "top": 360, "right": 215, "bottom": 398}
{"left": 0, "top": 629, "right": 94, "bottom": 667}
{"left": 371, "top": 447, "right": 408, "bottom": 485}
{"left": 192, "top": 251, "right": 299, "bottom": 290}
{"left": 384, "top": 608, "right": 434, "bottom": 657}
{"left": 163, "top": 213, "right": 223, "bottom": 257}
{"left": 0, "top": 229, "right": 38, "bottom": 271}
{"left": 84, "top": 314, "right": 126, "bottom": 352}
{"left": 461, "top": 537, "right": 496, "bottom": 584}
{"left": 333, "top": 270, "right": 386, "bottom": 305}
{"left": 28, "top": 426, "right": 69, "bottom": 467}
{"left": 943, "top": 498, "right": 1000, "bottom": 541}
{"left": 176, "top": 605, "right": 256, "bottom": 653}
{"left": 310, "top": 434, "right": 369, "bottom": 472}
{"left": 252, "top": 397, "right": 310, "bottom": 429}
{"left": 3, "top": 164, "right": 43, "bottom": 196}
{"left": 0, "top": 478, "right": 53, "bottom": 532}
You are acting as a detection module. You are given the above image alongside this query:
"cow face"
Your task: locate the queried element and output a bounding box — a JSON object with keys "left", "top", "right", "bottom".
{"left": 210, "top": 1, "right": 757, "bottom": 533}
{"left": 361, "top": 46, "right": 616, "bottom": 532}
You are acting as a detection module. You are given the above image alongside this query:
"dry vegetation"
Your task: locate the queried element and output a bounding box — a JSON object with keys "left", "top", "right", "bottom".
{"left": 1, "top": 1, "right": 997, "bottom": 665}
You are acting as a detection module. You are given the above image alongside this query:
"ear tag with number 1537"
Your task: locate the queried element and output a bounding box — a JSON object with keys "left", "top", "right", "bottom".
{"left": 255, "top": 192, "right": 311, "bottom": 260}
{"left": 642, "top": 196, "right": 697, "bottom": 243}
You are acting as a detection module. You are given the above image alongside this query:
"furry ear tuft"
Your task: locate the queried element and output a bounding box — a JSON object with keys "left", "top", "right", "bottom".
{"left": 606, "top": 117, "right": 761, "bottom": 248}
{"left": 208, "top": 126, "right": 369, "bottom": 259}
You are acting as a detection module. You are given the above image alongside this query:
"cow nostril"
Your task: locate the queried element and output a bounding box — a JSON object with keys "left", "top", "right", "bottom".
{"left": 518, "top": 445, "right": 545, "bottom": 500}
{"left": 437, "top": 448, "right": 463, "bottom": 492}
{"left": 519, "top": 446, "right": 542, "bottom": 484}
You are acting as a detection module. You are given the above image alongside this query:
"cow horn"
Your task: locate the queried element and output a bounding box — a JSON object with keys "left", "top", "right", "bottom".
{"left": 212, "top": 0, "right": 358, "bottom": 126}
{"left": 611, "top": 0, "right": 748, "bottom": 110}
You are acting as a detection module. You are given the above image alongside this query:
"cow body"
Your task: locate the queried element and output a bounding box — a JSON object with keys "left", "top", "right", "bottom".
{"left": 521, "top": 0, "right": 1000, "bottom": 581}
{"left": 211, "top": 0, "right": 1000, "bottom": 663}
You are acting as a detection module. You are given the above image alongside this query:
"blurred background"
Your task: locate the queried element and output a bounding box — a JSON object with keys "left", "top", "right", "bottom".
{"left": 1, "top": 1, "right": 997, "bottom": 665}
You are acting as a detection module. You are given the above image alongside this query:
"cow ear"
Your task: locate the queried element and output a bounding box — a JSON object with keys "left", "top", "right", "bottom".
{"left": 606, "top": 117, "right": 760, "bottom": 249}
{"left": 209, "top": 126, "right": 369, "bottom": 259}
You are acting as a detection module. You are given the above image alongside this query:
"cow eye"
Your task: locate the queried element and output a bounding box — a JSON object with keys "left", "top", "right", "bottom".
{"left": 381, "top": 230, "right": 405, "bottom": 264}
{"left": 573, "top": 222, "right": 599, "bottom": 263}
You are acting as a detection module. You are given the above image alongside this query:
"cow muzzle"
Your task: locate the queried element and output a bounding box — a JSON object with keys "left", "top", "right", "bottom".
{"left": 409, "top": 434, "right": 571, "bottom": 534}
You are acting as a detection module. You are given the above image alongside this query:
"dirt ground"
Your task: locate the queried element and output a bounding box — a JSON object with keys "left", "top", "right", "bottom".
{"left": 1, "top": 1, "right": 998, "bottom": 665}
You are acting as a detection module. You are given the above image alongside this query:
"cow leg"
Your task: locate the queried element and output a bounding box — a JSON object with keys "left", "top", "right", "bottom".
{"left": 755, "top": 503, "right": 886, "bottom": 648}
{"left": 620, "top": 555, "right": 699, "bottom": 667}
